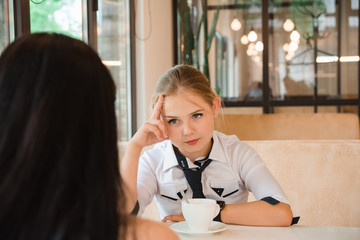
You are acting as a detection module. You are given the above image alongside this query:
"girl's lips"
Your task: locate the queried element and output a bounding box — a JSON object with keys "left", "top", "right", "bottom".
{"left": 186, "top": 139, "right": 199, "bottom": 145}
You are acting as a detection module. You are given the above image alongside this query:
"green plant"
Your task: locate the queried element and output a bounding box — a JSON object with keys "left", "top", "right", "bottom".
{"left": 177, "top": 0, "right": 219, "bottom": 79}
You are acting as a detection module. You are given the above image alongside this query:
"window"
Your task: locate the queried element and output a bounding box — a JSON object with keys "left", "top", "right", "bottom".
{"left": 175, "top": 0, "right": 359, "bottom": 115}
{"left": 2, "top": 0, "right": 133, "bottom": 140}
{"left": 30, "top": 0, "right": 83, "bottom": 40}
{"left": 97, "top": 0, "right": 132, "bottom": 141}
{"left": 0, "top": 0, "right": 14, "bottom": 54}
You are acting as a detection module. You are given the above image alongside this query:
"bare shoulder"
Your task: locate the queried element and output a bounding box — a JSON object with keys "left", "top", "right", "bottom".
{"left": 125, "top": 216, "right": 179, "bottom": 240}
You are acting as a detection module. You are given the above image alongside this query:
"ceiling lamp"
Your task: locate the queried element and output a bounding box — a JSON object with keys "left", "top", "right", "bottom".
{"left": 255, "top": 41, "right": 264, "bottom": 52}
{"left": 241, "top": 35, "right": 249, "bottom": 45}
{"left": 282, "top": 43, "right": 289, "bottom": 52}
{"left": 283, "top": 19, "right": 295, "bottom": 32}
{"left": 247, "top": 43, "right": 257, "bottom": 56}
{"left": 289, "top": 41, "right": 299, "bottom": 51}
{"left": 285, "top": 51, "right": 295, "bottom": 61}
{"left": 231, "top": 18, "right": 242, "bottom": 31}
{"left": 248, "top": 30, "right": 257, "bottom": 42}
{"left": 290, "top": 30, "right": 301, "bottom": 41}
{"left": 340, "top": 56, "right": 360, "bottom": 62}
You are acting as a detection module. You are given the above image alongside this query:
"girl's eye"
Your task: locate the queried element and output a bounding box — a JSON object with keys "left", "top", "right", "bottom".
{"left": 168, "top": 119, "right": 179, "bottom": 125}
{"left": 193, "top": 113, "right": 203, "bottom": 119}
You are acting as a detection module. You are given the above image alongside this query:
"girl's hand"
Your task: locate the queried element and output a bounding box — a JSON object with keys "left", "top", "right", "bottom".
{"left": 130, "top": 95, "right": 168, "bottom": 149}
{"left": 161, "top": 213, "right": 185, "bottom": 223}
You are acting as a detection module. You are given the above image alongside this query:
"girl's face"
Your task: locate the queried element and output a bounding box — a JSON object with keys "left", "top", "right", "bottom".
{"left": 161, "top": 91, "right": 220, "bottom": 161}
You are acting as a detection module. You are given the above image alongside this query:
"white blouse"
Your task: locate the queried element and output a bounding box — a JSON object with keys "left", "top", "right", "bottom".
{"left": 137, "top": 131, "right": 289, "bottom": 219}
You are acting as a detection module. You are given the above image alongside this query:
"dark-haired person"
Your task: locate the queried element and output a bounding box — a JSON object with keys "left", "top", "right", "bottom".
{"left": 0, "top": 33, "right": 178, "bottom": 240}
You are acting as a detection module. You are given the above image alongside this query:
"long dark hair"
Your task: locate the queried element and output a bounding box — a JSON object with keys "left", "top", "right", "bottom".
{"left": 0, "top": 33, "right": 127, "bottom": 239}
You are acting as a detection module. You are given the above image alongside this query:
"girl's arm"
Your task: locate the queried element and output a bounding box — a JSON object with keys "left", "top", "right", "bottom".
{"left": 163, "top": 141, "right": 294, "bottom": 226}
{"left": 223, "top": 141, "right": 293, "bottom": 226}
{"left": 120, "top": 141, "right": 143, "bottom": 213}
{"left": 162, "top": 201, "right": 293, "bottom": 226}
{"left": 221, "top": 201, "right": 293, "bottom": 227}
{"left": 120, "top": 96, "right": 168, "bottom": 213}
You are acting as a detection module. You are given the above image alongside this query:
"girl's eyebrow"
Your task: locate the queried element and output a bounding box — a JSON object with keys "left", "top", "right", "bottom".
{"left": 190, "top": 109, "right": 203, "bottom": 115}
{"left": 164, "top": 115, "right": 177, "bottom": 119}
{"left": 164, "top": 109, "right": 203, "bottom": 119}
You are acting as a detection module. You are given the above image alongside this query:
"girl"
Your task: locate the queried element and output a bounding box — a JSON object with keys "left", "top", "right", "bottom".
{"left": 122, "top": 64, "right": 294, "bottom": 226}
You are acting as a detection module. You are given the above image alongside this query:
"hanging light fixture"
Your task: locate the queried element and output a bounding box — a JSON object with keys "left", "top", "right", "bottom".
{"left": 231, "top": 18, "right": 242, "bottom": 31}
{"left": 290, "top": 30, "right": 301, "bottom": 41}
{"left": 247, "top": 43, "right": 257, "bottom": 56}
{"left": 283, "top": 43, "right": 289, "bottom": 52}
{"left": 285, "top": 51, "right": 295, "bottom": 61}
{"left": 289, "top": 41, "right": 299, "bottom": 51}
{"left": 241, "top": 35, "right": 249, "bottom": 45}
{"left": 255, "top": 41, "right": 264, "bottom": 52}
{"left": 283, "top": 19, "right": 295, "bottom": 32}
{"left": 248, "top": 29, "right": 258, "bottom": 42}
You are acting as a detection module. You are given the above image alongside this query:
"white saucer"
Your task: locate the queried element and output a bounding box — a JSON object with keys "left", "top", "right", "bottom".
{"left": 170, "top": 221, "right": 227, "bottom": 235}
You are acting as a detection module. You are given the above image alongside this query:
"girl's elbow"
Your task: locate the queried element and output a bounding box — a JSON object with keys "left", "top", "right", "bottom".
{"left": 277, "top": 205, "right": 294, "bottom": 227}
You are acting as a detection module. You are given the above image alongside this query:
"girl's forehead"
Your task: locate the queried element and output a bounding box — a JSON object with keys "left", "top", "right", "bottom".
{"left": 162, "top": 92, "right": 212, "bottom": 113}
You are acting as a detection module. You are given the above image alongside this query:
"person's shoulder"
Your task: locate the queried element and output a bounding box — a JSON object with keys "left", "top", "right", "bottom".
{"left": 213, "top": 130, "right": 242, "bottom": 145}
{"left": 126, "top": 217, "right": 179, "bottom": 240}
{"left": 141, "top": 140, "right": 172, "bottom": 161}
{"left": 213, "top": 130, "right": 256, "bottom": 155}
{"left": 143, "top": 140, "right": 171, "bottom": 155}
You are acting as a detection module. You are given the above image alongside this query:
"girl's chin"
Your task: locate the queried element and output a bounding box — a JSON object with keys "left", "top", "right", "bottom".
{"left": 178, "top": 145, "right": 206, "bottom": 157}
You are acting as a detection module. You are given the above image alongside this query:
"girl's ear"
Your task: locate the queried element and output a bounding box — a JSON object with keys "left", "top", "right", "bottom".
{"left": 212, "top": 97, "right": 221, "bottom": 116}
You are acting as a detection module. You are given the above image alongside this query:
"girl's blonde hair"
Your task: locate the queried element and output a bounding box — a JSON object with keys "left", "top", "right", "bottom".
{"left": 152, "top": 64, "right": 220, "bottom": 108}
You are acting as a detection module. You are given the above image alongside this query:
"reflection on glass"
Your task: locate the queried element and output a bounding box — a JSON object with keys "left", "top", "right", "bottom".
{"left": 30, "top": 0, "right": 82, "bottom": 40}
{"left": 0, "top": 0, "right": 10, "bottom": 53}
{"left": 270, "top": 0, "right": 358, "bottom": 102}
{"left": 212, "top": 2, "right": 262, "bottom": 101}
{"left": 178, "top": 0, "right": 358, "bottom": 115}
{"left": 97, "top": 0, "right": 130, "bottom": 141}
{"left": 29, "top": 0, "right": 131, "bottom": 140}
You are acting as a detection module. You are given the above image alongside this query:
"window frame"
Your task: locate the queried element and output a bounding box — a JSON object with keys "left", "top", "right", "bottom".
{"left": 173, "top": 0, "right": 360, "bottom": 116}
{"left": 11, "top": 0, "right": 136, "bottom": 139}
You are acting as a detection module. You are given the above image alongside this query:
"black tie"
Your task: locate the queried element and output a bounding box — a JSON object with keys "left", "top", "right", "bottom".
{"left": 174, "top": 148, "right": 212, "bottom": 198}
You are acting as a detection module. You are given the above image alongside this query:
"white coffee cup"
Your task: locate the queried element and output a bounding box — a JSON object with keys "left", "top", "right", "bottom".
{"left": 181, "top": 198, "right": 220, "bottom": 232}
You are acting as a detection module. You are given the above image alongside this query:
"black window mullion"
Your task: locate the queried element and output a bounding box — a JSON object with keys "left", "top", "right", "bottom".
{"left": 13, "top": 0, "right": 30, "bottom": 38}
{"left": 87, "top": 0, "right": 98, "bottom": 50}
{"left": 358, "top": 3, "right": 360, "bottom": 117}
{"left": 129, "top": 0, "right": 137, "bottom": 137}
{"left": 262, "top": 0, "right": 269, "bottom": 113}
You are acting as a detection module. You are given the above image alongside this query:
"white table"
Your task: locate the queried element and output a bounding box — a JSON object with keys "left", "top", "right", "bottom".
{"left": 172, "top": 224, "right": 360, "bottom": 240}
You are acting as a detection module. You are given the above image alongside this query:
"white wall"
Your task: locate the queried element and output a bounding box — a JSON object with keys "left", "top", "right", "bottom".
{"left": 135, "top": 0, "right": 174, "bottom": 129}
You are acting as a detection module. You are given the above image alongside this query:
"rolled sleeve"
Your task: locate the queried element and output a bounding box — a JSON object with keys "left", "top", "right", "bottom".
{"left": 236, "top": 142, "right": 289, "bottom": 205}
{"left": 137, "top": 153, "right": 158, "bottom": 216}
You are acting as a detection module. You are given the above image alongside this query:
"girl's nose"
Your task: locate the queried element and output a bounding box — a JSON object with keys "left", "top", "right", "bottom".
{"left": 182, "top": 121, "right": 194, "bottom": 136}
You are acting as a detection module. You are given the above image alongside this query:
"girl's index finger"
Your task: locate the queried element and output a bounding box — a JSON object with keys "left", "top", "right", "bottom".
{"left": 151, "top": 95, "right": 164, "bottom": 120}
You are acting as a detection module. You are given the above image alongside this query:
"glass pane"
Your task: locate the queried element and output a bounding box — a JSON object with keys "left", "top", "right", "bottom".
{"left": 273, "top": 106, "right": 315, "bottom": 113}
{"left": 30, "top": 0, "right": 83, "bottom": 40}
{"left": 211, "top": 1, "right": 263, "bottom": 101}
{"left": 176, "top": 0, "right": 263, "bottom": 101}
{"left": 176, "top": 0, "right": 359, "bottom": 114}
{"left": 270, "top": 0, "right": 358, "bottom": 101}
{"left": 223, "top": 107, "right": 263, "bottom": 115}
{"left": 97, "top": 0, "right": 131, "bottom": 141}
{"left": 274, "top": 105, "right": 357, "bottom": 115}
{"left": 340, "top": 0, "right": 359, "bottom": 99}
{"left": 341, "top": 105, "right": 358, "bottom": 114}
{"left": 0, "top": 0, "right": 11, "bottom": 54}
{"left": 176, "top": 0, "right": 205, "bottom": 70}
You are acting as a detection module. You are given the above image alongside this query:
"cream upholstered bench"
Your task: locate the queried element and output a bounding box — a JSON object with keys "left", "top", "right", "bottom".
{"left": 246, "top": 140, "right": 360, "bottom": 227}
{"left": 215, "top": 113, "right": 359, "bottom": 140}
{"left": 118, "top": 140, "right": 360, "bottom": 227}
